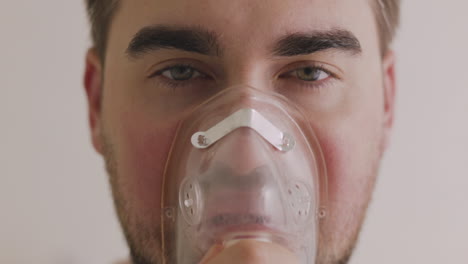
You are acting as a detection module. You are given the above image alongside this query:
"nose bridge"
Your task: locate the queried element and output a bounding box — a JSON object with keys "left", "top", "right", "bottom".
{"left": 209, "top": 85, "right": 265, "bottom": 111}
{"left": 231, "top": 88, "right": 260, "bottom": 108}
{"left": 221, "top": 48, "right": 271, "bottom": 91}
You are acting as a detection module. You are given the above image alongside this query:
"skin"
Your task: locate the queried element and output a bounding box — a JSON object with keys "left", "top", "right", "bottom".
{"left": 84, "top": 0, "right": 396, "bottom": 263}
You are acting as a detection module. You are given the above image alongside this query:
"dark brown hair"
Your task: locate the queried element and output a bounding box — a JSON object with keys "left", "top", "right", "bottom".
{"left": 85, "top": 0, "right": 119, "bottom": 62}
{"left": 85, "top": 0, "right": 400, "bottom": 61}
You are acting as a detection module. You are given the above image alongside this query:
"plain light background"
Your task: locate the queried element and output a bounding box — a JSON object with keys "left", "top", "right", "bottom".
{"left": 1, "top": 1, "right": 467, "bottom": 263}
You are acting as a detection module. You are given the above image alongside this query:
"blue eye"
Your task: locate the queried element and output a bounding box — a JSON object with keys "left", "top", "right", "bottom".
{"left": 294, "top": 67, "right": 330, "bottom": 81}
{"left": 161, "top": 65, "right": 202, "bottom": 81}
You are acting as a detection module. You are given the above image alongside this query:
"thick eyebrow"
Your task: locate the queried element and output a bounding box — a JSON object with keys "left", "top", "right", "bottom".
{"left": 126, "top": 25, "right": 221, "bottom": 58}
{"left": 273, "top": 29, "right": 362, "bottom": 56}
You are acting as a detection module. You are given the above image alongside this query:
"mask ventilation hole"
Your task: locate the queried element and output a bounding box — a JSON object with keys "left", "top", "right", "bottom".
{"left": 179, "top": 178, "right": 202, "bottom": 225}
{"left": 287, "top": 181, "right": 311, "bottom": 224}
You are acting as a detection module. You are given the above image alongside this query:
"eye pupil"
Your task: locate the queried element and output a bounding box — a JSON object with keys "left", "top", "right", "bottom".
{"left": 170, "top": 66, "right": 194, "bottom": 81}
{"left": 297, "top": 67, "right": 322, "bottom": 81}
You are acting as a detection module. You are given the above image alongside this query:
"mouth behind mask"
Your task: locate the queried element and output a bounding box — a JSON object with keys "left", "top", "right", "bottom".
{"left": 160, "top": 86, "right": 327, "bottom": 264}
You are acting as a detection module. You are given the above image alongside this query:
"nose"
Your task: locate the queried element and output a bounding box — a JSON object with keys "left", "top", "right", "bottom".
{"left": 211, "top": 127, "right": 274, "bottom": 176}
{"left": 200, "top": 85, "right": 283, "bottom": 117}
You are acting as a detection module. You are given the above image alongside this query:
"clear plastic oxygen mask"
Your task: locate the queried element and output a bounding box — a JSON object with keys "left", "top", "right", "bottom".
{"left": 160, "top": 86, "right": 327, "bottom": 264}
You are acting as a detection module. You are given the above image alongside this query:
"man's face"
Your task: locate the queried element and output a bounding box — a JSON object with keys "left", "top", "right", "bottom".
{"left": 84, "top": 0, "right": 395, "bottom": 263}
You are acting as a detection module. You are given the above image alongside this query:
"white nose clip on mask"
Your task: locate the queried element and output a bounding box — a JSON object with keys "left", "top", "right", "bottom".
{"left": 160, "top": 86, "right": 327, "bottom": 264}
{"left": 191, "top": 108, "right": 296, "bottom": 152}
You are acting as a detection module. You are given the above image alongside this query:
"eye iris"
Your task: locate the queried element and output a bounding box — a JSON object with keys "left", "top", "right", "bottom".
{"left": 297, "top": 67, "right": 322, "bottom": 81}
{"left": 170, "top": 66, "right": 194, "bottom": 81}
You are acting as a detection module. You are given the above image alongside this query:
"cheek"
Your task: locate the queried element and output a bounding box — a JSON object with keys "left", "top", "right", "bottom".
{"left": 314, "top": 117, "right": 383, "bottom": 248}
{"left": 320, "top": 134, "right": 367, "bottom": 205}
{"left": 116, "top": 112, "right": 179, "bottom": 221}
{"left": 316, "top": 107, "right": 384, "bottom": 210}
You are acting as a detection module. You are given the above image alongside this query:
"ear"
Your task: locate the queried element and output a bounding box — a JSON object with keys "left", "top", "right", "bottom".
{"left": 380, "top": 50, "right": 397, "bottom": 152}
{"left": 84, "top": 48, "right": 104, "bottom": 154}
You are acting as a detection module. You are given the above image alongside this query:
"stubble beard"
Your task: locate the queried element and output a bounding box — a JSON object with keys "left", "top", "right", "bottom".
{"left": 101, "top": 133, "right": 162, "bottom": 264}
{"left": 316, "top": 172, "right": 378, "bottom": 264}
{"left": 101, "top": 132, "right": 380, "bottom": 264}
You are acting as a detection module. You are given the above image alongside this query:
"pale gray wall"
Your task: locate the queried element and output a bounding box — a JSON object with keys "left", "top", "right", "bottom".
{"left": 1, "top": 1, "right": 467, "bottom": 263}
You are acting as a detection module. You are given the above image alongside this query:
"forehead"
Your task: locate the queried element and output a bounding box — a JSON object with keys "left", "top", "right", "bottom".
{"left": 110, "top": 0, "right": 378, "bottom": 55}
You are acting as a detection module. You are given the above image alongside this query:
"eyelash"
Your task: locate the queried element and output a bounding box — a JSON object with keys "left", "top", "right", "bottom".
{"left": 149, "top": 63, "right": 209, "bottom": 89}
{"left": 279, "top": 64, "right": 336, "bottom": 90}
{"left": 149, "top": 63, "right": 336, "bottom": 90}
